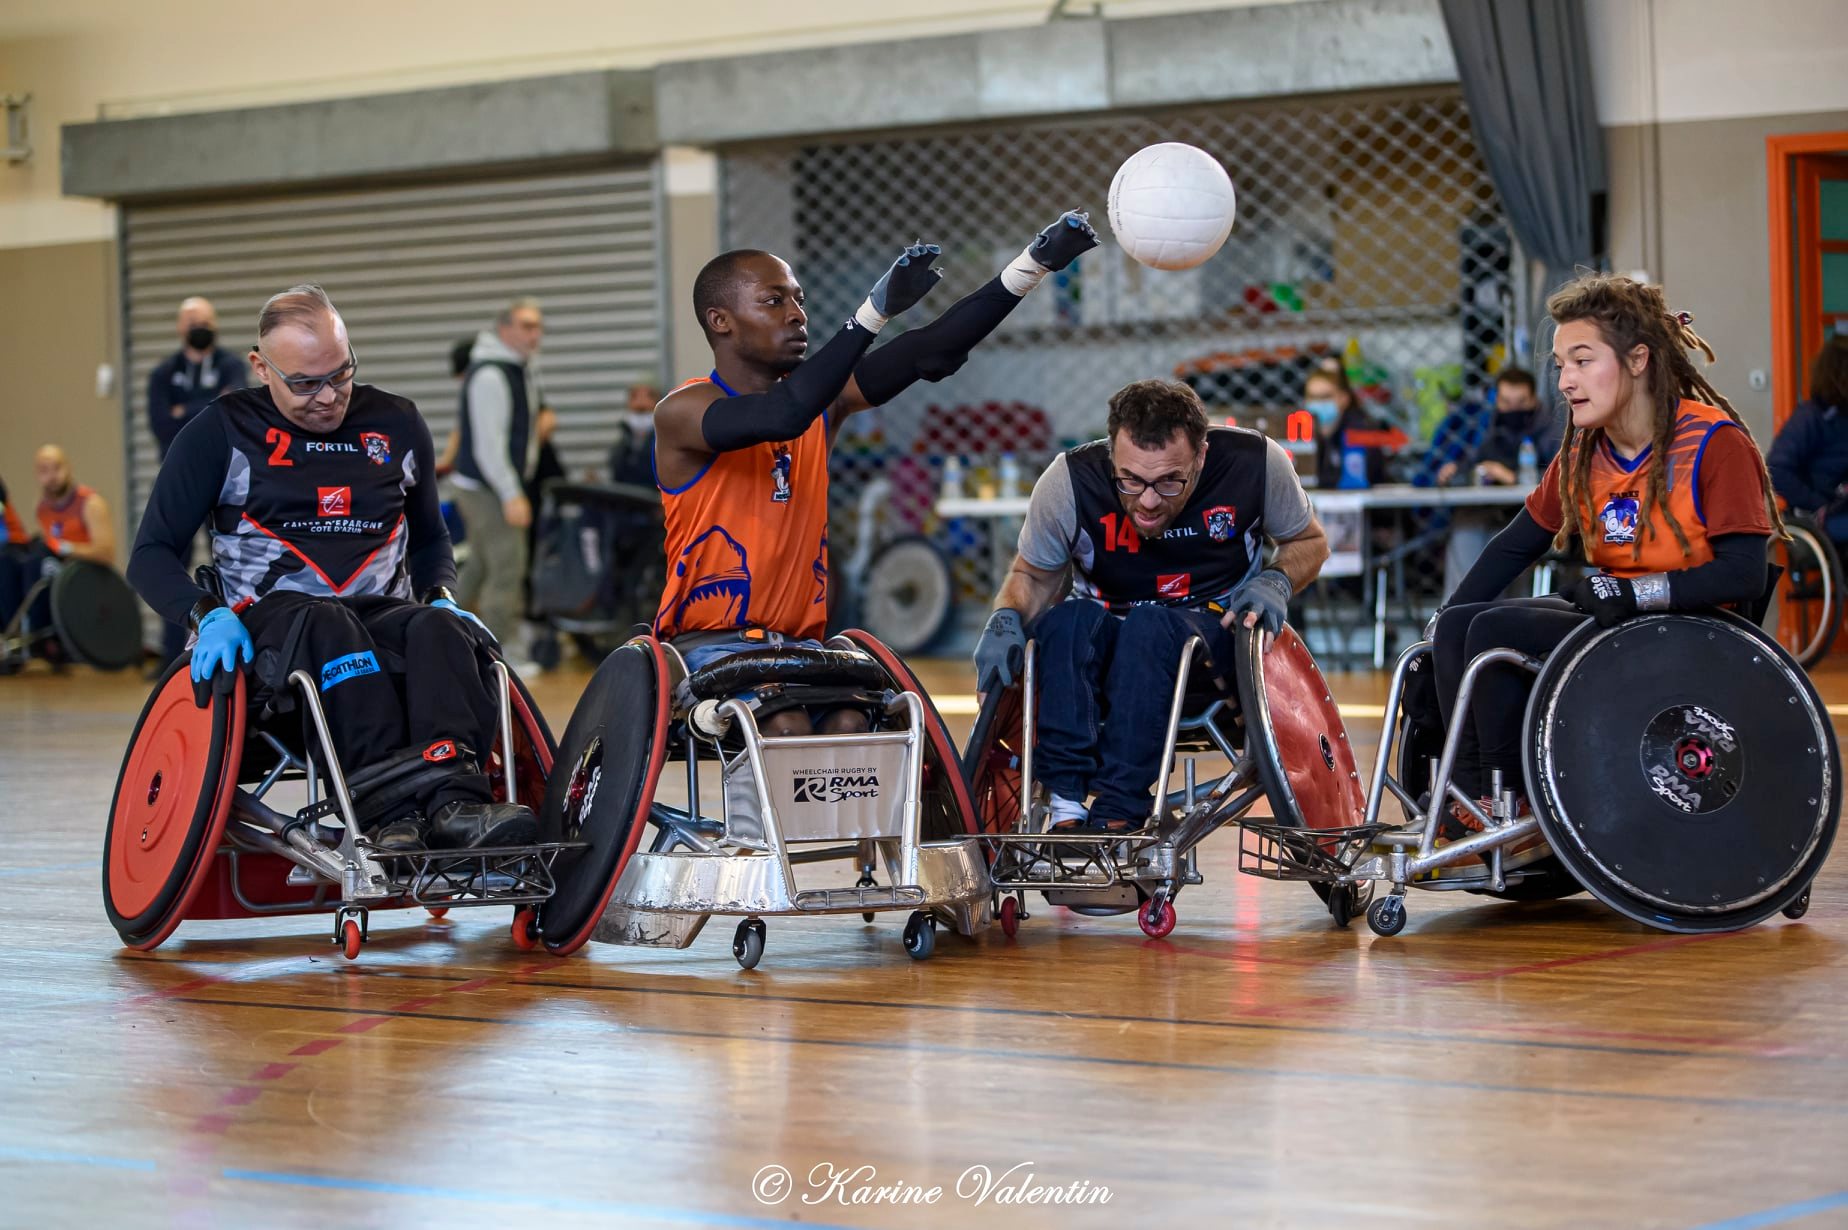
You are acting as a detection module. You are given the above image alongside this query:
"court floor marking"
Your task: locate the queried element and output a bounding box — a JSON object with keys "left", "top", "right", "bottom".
{"left": 1693, "top": 1190, "right": 1848, "bottom": 1230}
{"left": 158, "top": 994, "right": 1848, "bottom": 1119}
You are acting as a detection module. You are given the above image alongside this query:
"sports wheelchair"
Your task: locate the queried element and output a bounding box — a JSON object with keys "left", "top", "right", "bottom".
{"left": 1, "top": 557, "right": 142, "bottom": 673}
{"left": 1771, "top": 511, "right": 1843, "bottom": 669}
{"left": 963, "top": 622, "right": 1367, "bottom": 939}
{"left": 549, "top": 629, "right": 991, "bottom": 968}
{"left": 1241, "top": 607, "right": 1839, "bottom": 937}
{"left": 102, "top": 593, "right": 630, "bottom": 960}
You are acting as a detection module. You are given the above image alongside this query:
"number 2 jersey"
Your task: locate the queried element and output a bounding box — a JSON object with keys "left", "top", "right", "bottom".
{"left": 127, "top": 383, "right": 455, "bottom": 625}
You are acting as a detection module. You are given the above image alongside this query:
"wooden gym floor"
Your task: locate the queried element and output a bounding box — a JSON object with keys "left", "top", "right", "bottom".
{"left": 2, "top": 658, "right": 1846, "bottom": 1230}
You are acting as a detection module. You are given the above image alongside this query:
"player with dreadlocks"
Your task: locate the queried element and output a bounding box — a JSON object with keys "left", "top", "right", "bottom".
{"left": 1425, "top": 272, "right": 1781, "bottom": 835}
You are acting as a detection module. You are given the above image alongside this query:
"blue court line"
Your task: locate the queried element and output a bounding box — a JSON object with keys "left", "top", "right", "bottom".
{"left": 0, "top": 861, "right": 90, "bottom": 878}
{"left": 221, "top": 1169, "right": 867, "bottom": 1230}
{"left": 1694, "top": 1192, "right": 1848, "bottom": 1230}
{"left": 0, "top": 1144, "right": 157, "bottom": 1172}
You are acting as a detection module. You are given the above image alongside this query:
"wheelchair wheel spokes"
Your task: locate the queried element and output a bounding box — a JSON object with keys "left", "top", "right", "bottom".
{"left": 1776, "top": 522, "right": 1843, "bottom": 669}
{"left": 963, "top": 684, "right": 1028, "bottom": 837}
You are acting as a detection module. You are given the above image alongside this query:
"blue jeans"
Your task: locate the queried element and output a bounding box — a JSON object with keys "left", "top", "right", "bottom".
{"left": 1031, "top": 600, "right": 1235, "bottom": 825}
{"left": 679, "top": 632, "right": 824, "bottom": 674}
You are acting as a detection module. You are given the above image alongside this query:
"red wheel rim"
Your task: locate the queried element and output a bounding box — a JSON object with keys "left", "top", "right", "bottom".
{"left": 1139, "top": 900, "right": 1176, "bottom": 939}
{"left": 512, "top": 908, "right": 539, "bottom": 951}
{"left": 999, "top": 896, "right": 1019, "bottom": 938}
{"left": 341, "top": 919, "right": 362, "bottom": 960}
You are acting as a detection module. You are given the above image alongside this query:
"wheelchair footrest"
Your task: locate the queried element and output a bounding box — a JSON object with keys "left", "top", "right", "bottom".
{"left": 793, "top": 885, "right": 927, "bottom": 912}
{"left": 1237, "top": 820, "right": 1385, "bottom": 884}
{"left": 372, "top": 841, "right": 589, "bottom": 906}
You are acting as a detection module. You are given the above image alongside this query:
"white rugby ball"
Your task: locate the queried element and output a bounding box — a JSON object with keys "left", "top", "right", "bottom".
{"left": 1107, "top": 142, "right": 1237, "bottom": 271}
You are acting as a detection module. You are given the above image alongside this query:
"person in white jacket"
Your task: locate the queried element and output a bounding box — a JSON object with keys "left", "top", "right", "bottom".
{"left": 451, "top": 298, "right": 545, "bottom": 653}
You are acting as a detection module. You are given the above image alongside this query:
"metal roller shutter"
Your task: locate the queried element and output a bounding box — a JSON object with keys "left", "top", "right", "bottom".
{"left": 120, "top": 163, "right": 668, "bottom": 545}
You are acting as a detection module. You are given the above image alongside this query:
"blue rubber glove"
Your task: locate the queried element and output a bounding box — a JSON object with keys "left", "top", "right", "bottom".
{"left": 431, "top": 596, "right": 496, "bottom": 642}
{"left": 190, "top": 606, "right": 252, "bottom": 682}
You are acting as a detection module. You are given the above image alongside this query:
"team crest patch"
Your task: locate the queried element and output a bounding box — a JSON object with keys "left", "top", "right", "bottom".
{"left": 317, "top": 486, "right": 351, "bottom": 517}
{"left": 1598, "top": 492, "right": 1640, "bottom": 545}
{"left": 1203, "top": 505, "right": 1237, "bottom": 542}
{"left": 771, "top": 447, "right": 793, "bottom": 503}
{"left": 361, "top": 431, "right": 392, "bottom": 465}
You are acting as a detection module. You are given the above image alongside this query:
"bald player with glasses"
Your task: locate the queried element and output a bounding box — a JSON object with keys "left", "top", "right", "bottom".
{"left": 973, "top": 379, "right": 1330, "bottom": 835}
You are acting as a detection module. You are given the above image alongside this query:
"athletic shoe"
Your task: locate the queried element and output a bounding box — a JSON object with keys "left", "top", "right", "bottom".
{"left": 431, "top": 800, "right": 539, "bottom": 849}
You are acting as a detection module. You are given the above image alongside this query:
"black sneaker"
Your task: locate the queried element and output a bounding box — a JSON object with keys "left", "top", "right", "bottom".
{"left": 430, "top": 800, "right": 539, "bottom": 849}
{"left": 371, "top": 815, "right": 431, "bottom": 854}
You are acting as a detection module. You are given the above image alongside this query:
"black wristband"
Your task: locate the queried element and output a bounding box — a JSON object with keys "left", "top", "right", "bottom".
{"left": 186, "top": 593, "right": 226, "bottom": 632}
{"left": 422, "top": 585, "right": 457, "bottom": 605}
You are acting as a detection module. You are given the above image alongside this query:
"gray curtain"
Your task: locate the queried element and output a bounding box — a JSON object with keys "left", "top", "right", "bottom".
{"left": 1441, "top": 0, "right": 1607, "bottom": 363}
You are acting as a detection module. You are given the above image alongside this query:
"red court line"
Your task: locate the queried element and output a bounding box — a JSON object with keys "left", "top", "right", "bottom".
{"left": 220, "top": 1087, "right": 262, "bottom": 1107}
{"left": 252, "top": 1063, "right": 296, "bottom": 1081}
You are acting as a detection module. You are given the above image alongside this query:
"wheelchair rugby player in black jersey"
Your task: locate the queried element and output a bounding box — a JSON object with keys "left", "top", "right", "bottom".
{"left": 127, "top": 284, "right": 537, "bottom": 855}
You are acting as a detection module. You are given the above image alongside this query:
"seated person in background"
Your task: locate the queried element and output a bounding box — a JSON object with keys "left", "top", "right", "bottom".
{"left": 1438, "top": 367, "right": 1559, "bottom": 593}
{"left": 652, "top": 209, "right": 1100, "bottom": 735}
{"left": 973, "top": 379, "right": 1330, "bottom": 834}
{"left": 1429, "top": 274, "right": 1778, "bottom": 838}
{"left": 127, "top": 283, "right": 535, "bottom": 854}
{"left": 609, "top": 382, "right": 663, "bottom": 488}
{"left": 1307, "top": 359, "right": 1387, "bottom": 489}
{"left": 0, "top": 446, "right": 118, "bottom": 641}
{"left": 0, "top": 472, "right": 34, "bottom": 634}
{"left": 1767, "top": 336, "right": 1848, "bottom": 545}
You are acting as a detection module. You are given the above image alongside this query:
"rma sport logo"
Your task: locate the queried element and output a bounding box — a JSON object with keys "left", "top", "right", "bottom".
{"left": 791, "top": 769, "right": 880, "bottom": 803}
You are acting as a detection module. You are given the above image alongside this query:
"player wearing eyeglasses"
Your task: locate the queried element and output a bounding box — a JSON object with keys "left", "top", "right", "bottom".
{"left": 973, "top": 379, "right": 1330, "bottom": 833}
{"left": 126, "top": 284, "right": 540, "bottom": 854}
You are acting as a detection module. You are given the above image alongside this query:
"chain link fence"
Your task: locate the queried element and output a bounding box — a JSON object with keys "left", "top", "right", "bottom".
{"left": 720, "top": 87, "right": 1519, "bottom": 656}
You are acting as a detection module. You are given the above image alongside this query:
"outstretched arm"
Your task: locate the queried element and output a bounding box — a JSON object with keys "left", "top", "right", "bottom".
{"left": 830, "top": 211, "right": 1099, "bottom": 425}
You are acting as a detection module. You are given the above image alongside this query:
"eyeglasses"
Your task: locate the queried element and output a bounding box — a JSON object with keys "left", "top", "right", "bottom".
{"left": 1113, "top": 472, "right": 1190, "bottom": 498}
{"left": 258, "top": 348, "right": 358, "bottom": 398}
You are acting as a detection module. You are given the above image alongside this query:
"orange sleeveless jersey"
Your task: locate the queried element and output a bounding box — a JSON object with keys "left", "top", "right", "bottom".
{"left": 37, "top": 485, "right": 96, "bottom": 546}
{"left": 1526, "top": 400, "right": 1765, "bottom": 577}
{"left": 653, "top": 380, "right": 831, "bottom": 641}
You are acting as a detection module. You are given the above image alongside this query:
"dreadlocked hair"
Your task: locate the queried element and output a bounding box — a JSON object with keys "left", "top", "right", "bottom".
{"left": 1543, "top": 273, "right": 1785, "bottom": 563}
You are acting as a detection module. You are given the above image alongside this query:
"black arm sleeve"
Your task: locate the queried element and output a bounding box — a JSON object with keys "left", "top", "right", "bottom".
{"left": 127, "top": 409, "right": 230, "bottom": 624}
{"left": 700, "top": 318, "right": 878, "bottom": 452}
{"left": 852, "top": 277, "right": 1021, "bottom": 407}
{"left": 1668, "top": 532, "right": 1770, "bottom": 610}
{"left": 1448, "top": 508, "right": 1556, "bottom": 606}
{"left": 403, "top": 414, "right": 458, "bottom": 596}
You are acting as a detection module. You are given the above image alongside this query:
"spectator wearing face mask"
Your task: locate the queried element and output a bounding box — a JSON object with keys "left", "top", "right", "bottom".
{"left": 608, "top": 382, "right": 662, "bottom": 488}
{"left": 1305, "top": 360, "right": 1386, "bottom": 489}
{"left": 147, "top": 297, "right": 250, "bottom": 457}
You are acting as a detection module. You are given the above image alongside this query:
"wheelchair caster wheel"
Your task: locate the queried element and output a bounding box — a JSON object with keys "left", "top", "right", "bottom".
{"left": 1327, "top": 885, "right": 1358, "bottom": 930}
{"left": 857, "top": 873, "right": 877, "bottom": 924}
{"left": 903, "top": 911, "right": 936, "bottom": 961}
{"left": 1138, "top": 898, "right": 1176, "bottom": 939}
{"left": 734, "top": 918, "right": 766, "bottom": 970}
{"left": 511, "top": 908, "right": 539, "bottom": 951}
{"left": 998, "top": 896, "right": 1020, "bottom": 939}
{"left": 1783, "top": 888, "right": 1811, "bottom": 920}
{"left": 1367, "top": 896, "right": 1407, "bottom": 937}
{"left": 340, "top": 919, "right": 363, "bottom": 961}
{"left": 426, "top": 907, "right": 448, "bottom": 919}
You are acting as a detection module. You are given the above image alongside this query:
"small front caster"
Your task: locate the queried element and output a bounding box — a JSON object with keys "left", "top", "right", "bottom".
{"left": 903, "top": 911, "right": 936, "bottom": 961}
{"left": 1367, "top": 895, "right": 1408, "bottom": 937}
{"left": 510, "top": 907, "right": 540, "bottom": 950}
{"left": 334, "top": 908, "right": 368, "bottom": 961}
{"left": 1138, "top": 897, "right": 1176, "bottom": 939}
{"left": 1783, "top": 888, "right": 1811, "bottom": 920}
{"left": 998, "top": 896, "right": 1021, "bottom": 939}
{"left": 734, "top": 917, "right": 766, "bottom": 969}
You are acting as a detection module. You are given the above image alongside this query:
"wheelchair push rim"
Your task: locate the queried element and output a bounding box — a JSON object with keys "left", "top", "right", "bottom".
{"left": 51, "top": 560, "right": 144, "bottom": 672}
{"left": 1235, "top": 623, "right": 1367, "bottom": 835}
{"left": 1774, "top": 518, "right": 1843, "bottom": 669}
{"left": 1523, "top": 611, "right": 1839, "bottom": 932}
{"left": 102, "top": 659, "right": 247, "bottom": 948}
{"left": 536, "top": 635, "right": 670, "bottom": 954}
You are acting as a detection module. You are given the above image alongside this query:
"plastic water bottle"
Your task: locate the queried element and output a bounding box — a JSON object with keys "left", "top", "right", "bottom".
{"left": 941, "top": 455, "right": 965, "bottom": 501}
{"left": 998, "top": 453, "right": 1021, "bottom": 498}
{"left": 1518, "top": 437, "right": 1538, "bottom": 485}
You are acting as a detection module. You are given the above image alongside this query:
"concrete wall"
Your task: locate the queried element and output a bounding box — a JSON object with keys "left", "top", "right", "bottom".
{"left": 0, "top": 240, "right": 124, "bottom": 544}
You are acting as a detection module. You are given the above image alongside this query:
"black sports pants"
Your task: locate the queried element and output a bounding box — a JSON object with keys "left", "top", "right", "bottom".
{"left": 241, "top": 592, "right": 500, "bottom": 813}
{"left": 1430, "top": 596, "right": 1584, "bottom": 799}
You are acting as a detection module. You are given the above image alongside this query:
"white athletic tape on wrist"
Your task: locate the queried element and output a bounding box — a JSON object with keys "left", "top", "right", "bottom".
{"left": 852, "top": 299, "right": 889, "bottom": 333}
{"left": 1000, "top": 246, "right": 1051, "bottom": 297}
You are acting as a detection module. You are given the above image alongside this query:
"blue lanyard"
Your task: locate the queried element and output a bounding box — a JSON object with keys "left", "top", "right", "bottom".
{"left": 709, "top": 370, "right": 740, "bottom": 398}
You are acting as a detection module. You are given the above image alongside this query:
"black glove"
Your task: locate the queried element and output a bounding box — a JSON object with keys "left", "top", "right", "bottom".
{"left": 1565, "top": 572, "right": 1638, "bottom": 627}
{"left": 1029, "top": 210, "right": 1099, "bottom": 272}
{"left": 865, "top": 241, "right": 943, "bottom": 319}
{"left": 973, "top": 608, "right": 1027, "bottom": 693}
{"left": 1225, "top": 568, "right": 1292, "bottom": 635}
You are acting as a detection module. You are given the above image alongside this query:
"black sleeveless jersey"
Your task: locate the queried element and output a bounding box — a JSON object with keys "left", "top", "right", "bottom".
{"left": 1066, "top": 426, "right": 1270, "bottom": 610}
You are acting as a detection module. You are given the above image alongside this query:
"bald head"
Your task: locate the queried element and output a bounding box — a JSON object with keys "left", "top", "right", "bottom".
{"left": 34, "top": 445, "right": 72, "bottom": 501}
{"left": 179, "top": 296, "right": 219, "bottom": 353}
